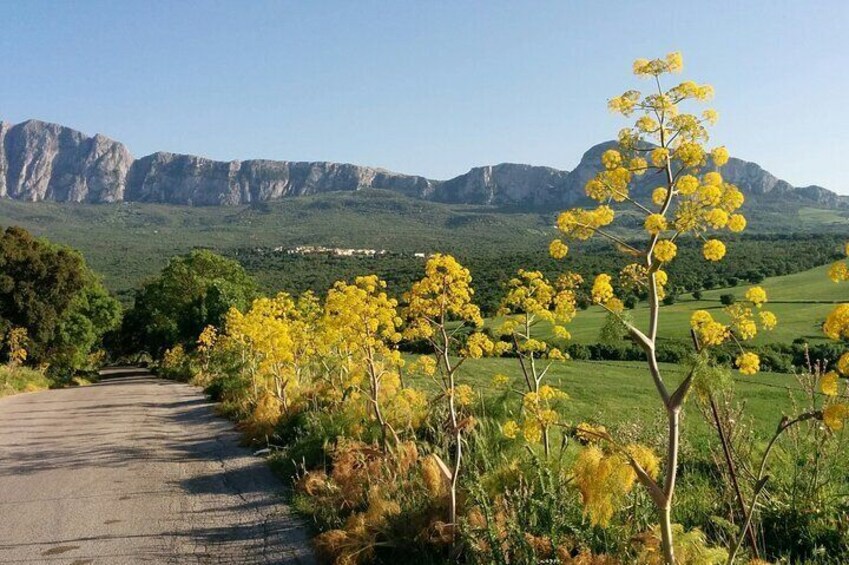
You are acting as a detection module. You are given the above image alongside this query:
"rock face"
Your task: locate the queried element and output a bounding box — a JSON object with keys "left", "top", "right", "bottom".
{"left": 0, "top": 119, "right": 845, "bottom": 208}
{"left": 435, "top": 163, "right": 569, "bottom": 206}
{"left": 0, "top": 120, "right": 133, "bottom": 202}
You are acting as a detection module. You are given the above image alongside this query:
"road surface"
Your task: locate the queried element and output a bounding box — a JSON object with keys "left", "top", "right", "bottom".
{"left": 0, "top": 367, "right": 313, "bottom": 564}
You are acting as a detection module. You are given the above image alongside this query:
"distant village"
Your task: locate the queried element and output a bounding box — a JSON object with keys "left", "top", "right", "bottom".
{"left": 269, "top": 245, "right": 428, "bottom": 258}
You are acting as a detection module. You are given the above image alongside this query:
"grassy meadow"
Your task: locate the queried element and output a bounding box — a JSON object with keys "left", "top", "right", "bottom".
{"left": 496, "top": 263, "right": 847, "bottom": 346}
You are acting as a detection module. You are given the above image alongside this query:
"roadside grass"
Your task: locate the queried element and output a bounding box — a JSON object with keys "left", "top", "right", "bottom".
{"left": 0, "top": 365, "right": 51, "bottom": 397}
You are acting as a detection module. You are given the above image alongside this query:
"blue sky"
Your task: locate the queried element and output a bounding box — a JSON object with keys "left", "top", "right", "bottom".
{"left": 2, "top": 1, "right": 847, "bottom": 193}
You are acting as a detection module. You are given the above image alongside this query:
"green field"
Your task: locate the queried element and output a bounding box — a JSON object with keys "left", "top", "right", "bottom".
{"left": 437, "top": 357, "right": 805, "bottom": 441}
{"left": 496, "top": 263, "right": 847, "bottom": 346}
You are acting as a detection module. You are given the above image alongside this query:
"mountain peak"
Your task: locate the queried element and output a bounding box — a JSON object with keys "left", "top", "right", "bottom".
{"left": 0, "top": 118, "right": 844, "bottom": 209}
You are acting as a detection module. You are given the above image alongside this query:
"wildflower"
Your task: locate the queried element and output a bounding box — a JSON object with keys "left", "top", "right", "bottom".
{"left": 676, "top": 175, "right": 699, "bottom": 195}
{"left": 702, "top": 109, "right": 719, "bottom": 125}
{"left": 823, "top": 304, "right": 849, "bottom": 340}
{"left": 823, "top": 403, "right": 849, "bottom": 432}
{"left": 759, "top": 311, "right": 777, "bottom": 330}
{"left": 653, "top": 240, "right": 678, "bottom": 262}
{"left": 727, "top": 214, "right": 747, "bottom": 232}
{"left": 652, "top": 187, "right": 668, "bottom": 206}
{"left": 704, "top": 208, "right": 728, "bottom": 229}
{"left": 523, "top": 419, "right": 543, "bottom": 443}
{"left": 703, "top": 171, "right": 723, "bottom": 186}
{"left": 491, "top": 373, "right": 510, "bottom": 388}
{"left": 703, "top": 239, "right": 726, "bottom": 261}
{"left": 601, "top": 149, "right": 622, "bottom": 170}
{"left": 575, "top": 422, "right": 608, "bottom": 444}
{"left": 591, "top": 273, "right": 615, "bottom": 304}
{"left": 651, "top": 147, "right": 670, "bottom": 167}
{"left": 675, "top": 141, "right": 705, "bottom": 168}
{"left": 699, "top": 321, "right": 728, "bottom": 346}
{"left": 464, "top": 333, "right": 495, "bottom": 359}
{"left": 828, "top": 261, "right": 849, "bottom": 282}
{"left": 547, "top": 347, "right": 566, "bottom": 361}
{"left": 690, "top": 310, "right": 713, "bottom": 328}
{"left": 644, "top": 214, "right": 668, "bottom": 235}
{"left": 549, "top": 239, "right": 569, "bottom": 259}
{"left": 745, "top": 286, "right": 768, "bottom": 306}
{"left": 711, "top": 146, "right": 729, "bottom": 166}
{"left": 636, "top": 116, "right": 657, "bottom": 132}
{"left": 629, "top": 156, "right": 648, "bottom": 175}
{"left": 502, "top": 420, "right": 520, "bottom": 439}
{"left": 698, "top": 185, "right": 723, "bottom": 206}
{"left": 821, "top": 371, "right": 840, "bottom": 397}
{"left": 736, "top": 352, "right": 760, "bottom": 375}
{"left": 454, "top": 384, "right": 474, "bottom": 406}
{"left": 838, "top": 352, "right": 849, "bottom": 376}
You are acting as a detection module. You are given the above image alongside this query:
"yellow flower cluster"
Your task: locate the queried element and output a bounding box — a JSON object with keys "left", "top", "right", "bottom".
{"left": 549, "top": 238, "right": 569, "bottom": 259}
{"left": 556, "top": 206, "right": 615, "bottom": 240}
{"left": 405, "top": 253, "right": 483, "bottom": 339}
{"left": 644, "top": 213, "right": 668, "bottom": 235}
{"left": 735, "top": 352, "right": 760, "bottom": 375}
{"left": 653, "top": 240, "right": 678, "bottom": 262}
{"left": 702, "top": 239, "right": 726, "bottom": 261}
{"left": 591, "top": 273, "right": 615, "bottom": 305}
{"left": 823, "top": 304, "right": 849, "bottom": 341}
{"left": 745, "top": 286, "right": 768, "bottom": 306}
{"left": 827, "top": 242, "right": 849, "bottom": 282}
{"left": 632, "top": 52, "right": 683, "bottom": 78}
{"left": 573, "top": 443, "right": 659, "bottom": 526}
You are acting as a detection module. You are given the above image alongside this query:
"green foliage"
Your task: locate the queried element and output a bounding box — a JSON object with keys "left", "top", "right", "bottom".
{"left": 0, "top": 364, "right": 50, "bottom": 397}
{"left": 0, "top": 226, "right": 87, "bottom": 354}
{"left": 120, "top": 250, "right": 258, "bottom": 355}
{"left": 0, "top": 226, "right": 120, "bottom": 377}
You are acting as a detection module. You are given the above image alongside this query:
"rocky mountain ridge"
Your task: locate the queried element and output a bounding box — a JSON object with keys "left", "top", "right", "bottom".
{"left": 0, "top": 119, "right": 844, "bottom": 208}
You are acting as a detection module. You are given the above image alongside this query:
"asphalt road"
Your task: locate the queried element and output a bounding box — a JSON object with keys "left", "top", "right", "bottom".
{"left": 0, "top": 367, "right": 313, "bottom": 564}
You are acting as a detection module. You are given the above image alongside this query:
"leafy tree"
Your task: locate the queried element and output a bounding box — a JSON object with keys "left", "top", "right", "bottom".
{"left": 122, "top": 250, "right": 258, "bottom": 355}
{"left": 720, "top": 293, "right": 736, "bottom": 306}
{"left": 0, "top": 226, "right": 120, "bottom": 373}
{"left": 0, "top": 226, "right": 87, "bottom": 356}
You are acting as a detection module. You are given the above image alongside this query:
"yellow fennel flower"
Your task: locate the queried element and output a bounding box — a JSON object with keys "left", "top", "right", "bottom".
{"left": 828, "top": 261, "right": 849, "bottom": 283}
{"left": 727, "top": 214, "right": 747, "bottom": 233}
{"left": 823, "top": 304, "right": 849, "bottom": 340}
{"left": 549, "top": 239, "right": 569, "bottom": 259}
{"left": 745, "top": 286, "right": 768, "bottom": 307}
{"left": 601, "top": 149, "right": 622, "bottom": 170}
{"left": 704, "top": 208, "right": 729, "bottom": 229}
{"left": 703, "top": 239, "right": 726, "bottom": 261}
{"left": 676, "top": 175, "right": 699, "bottom": 195}
{"left": 644, "top": 214, "right": 668, "bottom": 235}
{"left": 736, "top": 352, "right": 760, "bottom": 375}
{"left": 838, "top": 353, "right": 849, "bottom": 376}
{"left": 502, "top": 420, "right": 520, "bottom": 439}
{"left": 652, "top": 187, "right": 668, "bottom": 206}
{"left": 711, "top": 146, "right": 729, "bottom": 166}
{"left": 823, "top": 403, "right": 849, "bottom": 432}
{"left": 653, "top": 240, "right": 678, "bottom": 263}
{"left": 691, "top": 310, "right": 714, "bottom": 328}
{"left": 759, "top": 311, "right": 777, "bottom": 331}
{"left": 591, "top": 273, "right": 615, "bottom": 304}
{"left": 820, "top": 371, "right": 840, "bottom": 397}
